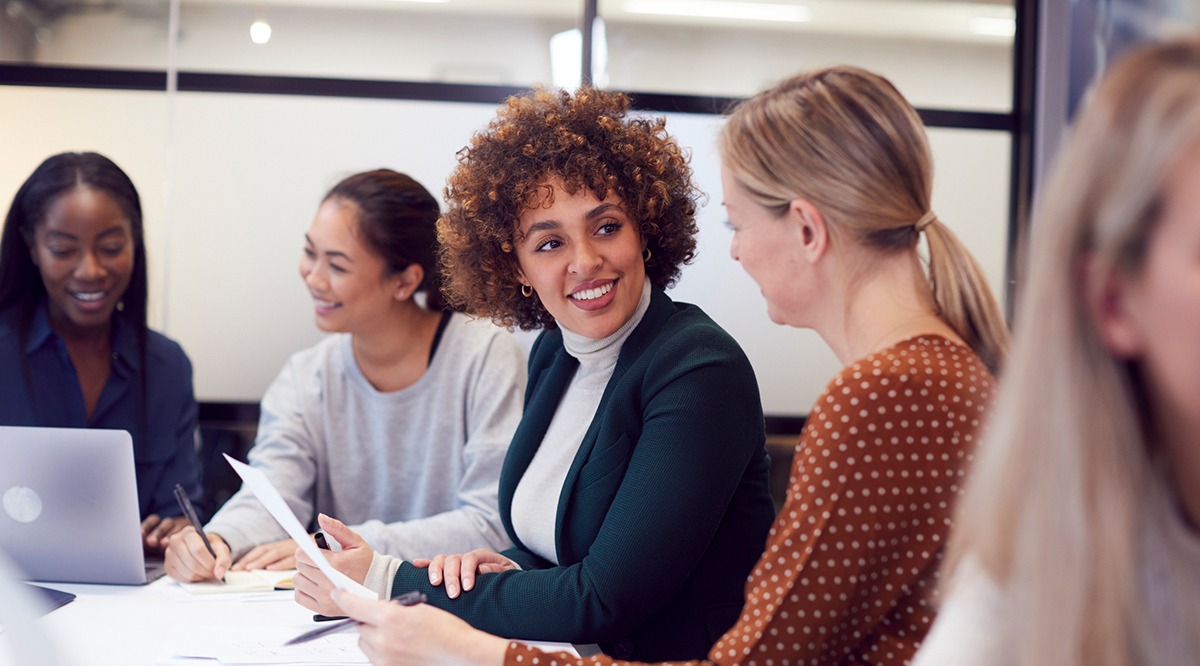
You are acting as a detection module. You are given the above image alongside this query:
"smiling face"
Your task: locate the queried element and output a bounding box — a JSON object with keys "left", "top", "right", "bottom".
{"left": 514, "top": 181, "right": 646, "bottom": 339}
{"left": 299, "top": 198, "right": 403, "bottom": 334}
{"left": 721, "top": 168, "right": 809, "bottom": 327}
{"left": 30, "top": 186, "right": 135, "bottom": 335}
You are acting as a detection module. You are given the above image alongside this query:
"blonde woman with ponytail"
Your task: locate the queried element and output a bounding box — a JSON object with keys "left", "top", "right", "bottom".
{"left": 719, "top": 68, "right": 1006, "bottom": 374}
{"left": 914, "top": 39, "right": 1200, "bottom": 666}
{"left": 308, "top": 67, "right": 1005, "bottom": 666}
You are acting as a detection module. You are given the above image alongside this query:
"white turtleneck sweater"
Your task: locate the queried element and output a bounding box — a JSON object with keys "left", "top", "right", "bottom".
{"left": 362, "top": 277, "right": 652, "bottom": 595}
{"left": 509, "top": 277, "right": 652, "bottom": 564}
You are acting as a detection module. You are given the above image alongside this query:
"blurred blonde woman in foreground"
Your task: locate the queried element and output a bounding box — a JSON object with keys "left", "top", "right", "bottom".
{"left": 317, "top": 66, "right": 1007, "bottom": 666}
{"left": 914, "top": 39, "right": 1200, "bottom": 666}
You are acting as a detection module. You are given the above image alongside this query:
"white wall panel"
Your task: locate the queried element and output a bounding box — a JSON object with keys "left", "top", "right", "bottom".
{"left": 0, "top": 85, "right": 1009, "bottom": 413}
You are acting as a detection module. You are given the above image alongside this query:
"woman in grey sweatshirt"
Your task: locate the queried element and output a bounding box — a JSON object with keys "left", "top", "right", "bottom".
{"left": 163, "top": 170, "right": 526, "bottom": 582}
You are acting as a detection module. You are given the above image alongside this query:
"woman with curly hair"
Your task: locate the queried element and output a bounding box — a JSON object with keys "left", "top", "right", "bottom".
{"left": 292, "top": 87, "right": 777, "bottom": 662}
{"left": 298, "top": 66, "right": 1005, "bottom": 666}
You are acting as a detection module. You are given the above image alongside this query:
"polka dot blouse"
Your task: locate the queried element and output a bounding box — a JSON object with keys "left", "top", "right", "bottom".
{"left": 505, "top": 335, "right": 995, "bottom": 666}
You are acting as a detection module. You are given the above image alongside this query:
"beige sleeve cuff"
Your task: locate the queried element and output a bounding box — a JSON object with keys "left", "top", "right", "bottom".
{"left": 363, "top": 551, "right": 404, "bottom": 599}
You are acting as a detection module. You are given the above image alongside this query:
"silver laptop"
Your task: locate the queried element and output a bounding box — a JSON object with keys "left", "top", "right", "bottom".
{"left": 0, "top": 425, "right": 159, "bottom": 585}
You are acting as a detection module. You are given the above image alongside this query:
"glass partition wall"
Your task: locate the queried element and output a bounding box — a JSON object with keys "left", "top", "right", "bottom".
{"left": 3, "top": 0, "right": 1012, "bottom": 106}
{"left": 0, "top": 0, "right": 1016, "bottom": 416}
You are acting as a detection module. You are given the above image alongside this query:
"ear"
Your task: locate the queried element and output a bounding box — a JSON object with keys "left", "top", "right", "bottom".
{"left": 789, "top": 198, "right": 830, "bottom": 266}
{"left": 393, "top": 263, "right": 424, "bottom": 301}
{"left": 1082, "top": 255, "right": 1145, "bottom": 359}
{"left": 514, "top": 262, "right": 531, "bottom": 288}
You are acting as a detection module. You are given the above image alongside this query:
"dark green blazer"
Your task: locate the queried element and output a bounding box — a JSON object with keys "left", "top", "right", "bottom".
{"left": 391, "top": 288, "right": 774, "bottom": 661}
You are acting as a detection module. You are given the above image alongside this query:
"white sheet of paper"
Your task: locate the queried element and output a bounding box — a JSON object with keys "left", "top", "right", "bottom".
{"left": 170, "top": 624, "right": 368, "bottom": 664}
{"left": 224, "top": 454, "right": 376, "bottom": 600}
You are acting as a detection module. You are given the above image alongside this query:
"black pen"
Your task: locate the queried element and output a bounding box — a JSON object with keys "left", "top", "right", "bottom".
{"left": 173, "top": 483, "right": 216, "bottom": 559}
{"left": 311, "top": 532, "right": 346, "bottom": 622}
{"left": 286, "top": 590, "right": 427, "bottom": 645}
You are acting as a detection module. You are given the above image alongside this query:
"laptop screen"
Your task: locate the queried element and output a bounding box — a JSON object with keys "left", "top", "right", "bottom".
{"left": 0, "top": 425, "right": 147, "bottom": 585}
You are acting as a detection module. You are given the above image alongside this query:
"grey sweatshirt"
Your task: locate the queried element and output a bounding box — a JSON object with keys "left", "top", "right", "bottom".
{"left": 205, "top": 313, "right": 526, "bottom": 561}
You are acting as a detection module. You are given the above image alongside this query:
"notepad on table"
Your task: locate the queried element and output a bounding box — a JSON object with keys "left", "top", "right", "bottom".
{"left": 177, "top": 568, "right": 297, "bottom": 595}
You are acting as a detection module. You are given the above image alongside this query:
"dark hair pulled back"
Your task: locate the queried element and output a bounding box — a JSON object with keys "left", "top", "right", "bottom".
{"left": 324, "top": 170, "right": 449, "bottom": 311}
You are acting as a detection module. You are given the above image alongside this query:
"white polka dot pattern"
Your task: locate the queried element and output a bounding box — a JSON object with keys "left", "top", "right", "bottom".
{"left": 504, "top": 336, "right": 994, "bottom": 666}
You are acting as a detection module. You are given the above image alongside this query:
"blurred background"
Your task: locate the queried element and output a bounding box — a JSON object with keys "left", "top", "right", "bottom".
{"left": 1, "top": 0, "right": 1017, "bottom": 420}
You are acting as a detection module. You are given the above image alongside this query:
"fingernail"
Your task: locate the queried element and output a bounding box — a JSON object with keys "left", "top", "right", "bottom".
{"left": 432, "top": 574, "right": 440, "bottom": 584}
{"left": 464, "top": 581, "right": 472, "bottom": 591}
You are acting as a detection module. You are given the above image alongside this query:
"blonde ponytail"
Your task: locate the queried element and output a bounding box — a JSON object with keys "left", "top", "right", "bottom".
{"left": 923, "top": 218, "right": 1009, "bottom": 372}
{"left": 719, "top": 66, "right": 1007, "bottom": 372}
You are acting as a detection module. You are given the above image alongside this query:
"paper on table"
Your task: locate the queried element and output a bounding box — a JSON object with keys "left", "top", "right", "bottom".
{"left": 170, "top": 624, "right": 368, "bottom": 664}
{"left": 177, "top": 569, "right": 296, "bottom": 595}
{"left": 223, "top": 454, "right": 376, "bottom": 600}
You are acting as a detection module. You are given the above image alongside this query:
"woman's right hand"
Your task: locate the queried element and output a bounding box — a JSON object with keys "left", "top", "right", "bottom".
{"left": 332, "top": 588, "right": 509, "bottom": 666}
{"left": 164, "top": 527, "right": 232, "bottom": 582}
{"left": 411, "top": 549, "right": 517, "bottom": 599}
{"left": 294, "top": 513, "right": 376, "bottom": 616}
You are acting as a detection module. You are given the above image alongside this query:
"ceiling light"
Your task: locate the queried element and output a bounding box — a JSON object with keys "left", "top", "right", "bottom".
{"left": 250, "top": 19, "right": 271, "bottom": 44}
{"left": 624, "top": 0, "right": 811, "bottom": 23}
{"left": 968, "top": 16, "right": 1015, "bottom": 37}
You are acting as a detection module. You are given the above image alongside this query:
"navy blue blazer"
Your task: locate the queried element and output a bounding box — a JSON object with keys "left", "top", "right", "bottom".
{"left": 0, "top": 302, "right": 202, "bottom": 518}
{"left": 391, "top": 288, "right": 775, "bottom": 661}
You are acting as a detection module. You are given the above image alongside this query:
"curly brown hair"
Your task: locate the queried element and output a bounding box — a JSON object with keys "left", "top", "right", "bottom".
{"left": 437, "top": 87, "right": 700, "bottom": 330}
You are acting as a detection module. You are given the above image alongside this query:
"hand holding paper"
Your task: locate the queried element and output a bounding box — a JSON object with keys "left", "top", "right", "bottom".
{"left": 222, "top": 454, "right": 376, "bottom": 600}
{"left": 293, "top": 514, "right": 379, "bottom": 616}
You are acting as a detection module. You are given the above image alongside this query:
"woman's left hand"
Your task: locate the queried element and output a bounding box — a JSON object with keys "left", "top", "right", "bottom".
{"left": 334, "top": 588, "right": 510, "bottom": 666}
{"left": 412, "top": 549, "right": 518, "bottom": 599}
{"left": 141, "top": 514, "right": 187, "bottom": 552}
{"left": 294, "top": 514, "right": 376, "bottom": 616}
{"left": 233, "top": 538, "right": 300, "bottom": 571}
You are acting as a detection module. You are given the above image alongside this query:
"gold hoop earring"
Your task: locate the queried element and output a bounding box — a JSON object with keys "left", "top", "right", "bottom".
{"left": 642, "top": 247, "right": 651, "bottom": 262}
{"left": 521, "top": 284, "right": 533, "bottom": 298}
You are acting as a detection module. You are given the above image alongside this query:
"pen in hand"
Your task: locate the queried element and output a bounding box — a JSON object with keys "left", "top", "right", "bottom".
{"left": 173, "top": 483, "right": 216, "bottom": 560}
{"left": 311, "top": 531, "right": 346, "bottom": 622}
{"left": 287, "top": 590, "right": 427, "bottom": 645}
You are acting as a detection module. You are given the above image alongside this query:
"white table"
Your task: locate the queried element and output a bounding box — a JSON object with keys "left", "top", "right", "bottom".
{"left": 1, "top": 578, "right": 578, "bottom": 666}
{"left": 2, "top": 578, "right": 325, "bottom": 665}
